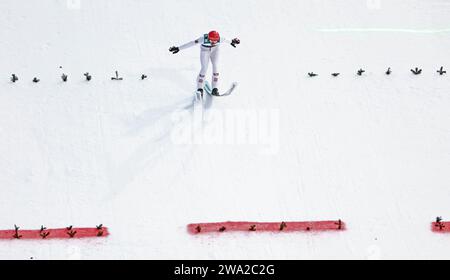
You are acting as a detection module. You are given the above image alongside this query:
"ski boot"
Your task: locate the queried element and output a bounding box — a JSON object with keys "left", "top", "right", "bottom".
{"left": 197, "top": 88, "right": 204, "bottom": 98}
{"left": 211, "top": 88, "right": 220, "bottom": 96}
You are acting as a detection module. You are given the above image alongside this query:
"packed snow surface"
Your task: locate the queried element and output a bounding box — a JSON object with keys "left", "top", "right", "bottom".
{"left": 1, "top": 0, "right": 450, "bottom": 259}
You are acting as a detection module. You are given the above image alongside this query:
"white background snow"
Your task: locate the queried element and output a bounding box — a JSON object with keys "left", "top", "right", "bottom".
{"left": 1, "top": 0, "right": 450, "bottom": 259}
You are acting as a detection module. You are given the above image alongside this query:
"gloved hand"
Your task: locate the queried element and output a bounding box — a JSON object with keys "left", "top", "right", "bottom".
{"left": 231, "top": 38, "right": 240, "bottom": 48}
{"left": 169, "top": 46, "right": 180, "bottom": 54}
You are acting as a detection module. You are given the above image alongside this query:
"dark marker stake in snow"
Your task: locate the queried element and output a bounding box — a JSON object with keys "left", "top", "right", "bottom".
{"left": 111, "top": 71, "right": 123, "bottom": 81}
{"left": 11, "top": 74, "right": 18, "bottom": 83}
{"left": 84, "top": 73, "right": 92, "bottom": 81}
{"left": 386, "top": 67, "right": 392, "bottom": 75}
{"left": 411, "top": 67, "right": 422, "bottom": 75}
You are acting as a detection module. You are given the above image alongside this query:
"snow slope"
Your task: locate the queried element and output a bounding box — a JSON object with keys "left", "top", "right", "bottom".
{"left": 1, "top": 0, "right": 450, "bottom": 259}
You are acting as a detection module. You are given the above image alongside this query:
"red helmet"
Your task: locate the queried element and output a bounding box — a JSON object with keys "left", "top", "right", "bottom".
{"left": 208, "top": 31, "right": 220, "bottom": 42}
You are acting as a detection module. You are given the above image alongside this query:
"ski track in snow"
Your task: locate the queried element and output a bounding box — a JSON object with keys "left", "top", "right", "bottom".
{"left": 1, "top": 0, "right": 450, "bottom": 259}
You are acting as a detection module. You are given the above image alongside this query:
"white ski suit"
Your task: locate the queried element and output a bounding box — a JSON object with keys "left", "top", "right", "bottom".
{"left": 178, "top": 34, "right": 232, "bottom": 90}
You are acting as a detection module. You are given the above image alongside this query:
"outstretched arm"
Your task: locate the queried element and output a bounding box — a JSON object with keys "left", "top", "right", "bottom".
{"left": 169, "top": 37, "right": 202, "bottom": 54}
{"left": 179, "top": 37, "right": 202, "bottom": 50}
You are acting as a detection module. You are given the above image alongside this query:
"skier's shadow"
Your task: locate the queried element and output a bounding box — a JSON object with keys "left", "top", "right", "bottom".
{"left": 125, "top": 97, "right": 193, "bottom": 137}
{"left": 189, "top": 90, "right": 214, "bottom": 112}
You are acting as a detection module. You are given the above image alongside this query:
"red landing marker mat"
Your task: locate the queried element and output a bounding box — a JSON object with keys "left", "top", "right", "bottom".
{"left": 187, "top": 220, "right": 345, "bottom": 234}
{"left": 0, "top": 227, "right": 109, "bottom": 240}
{"left": 432, "top": 222, "right": 450, "bottom": 233}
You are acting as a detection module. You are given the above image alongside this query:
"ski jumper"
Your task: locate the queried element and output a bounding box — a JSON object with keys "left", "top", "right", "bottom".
{"left": 178, "top": 34, "right": 232, "bottom": 90}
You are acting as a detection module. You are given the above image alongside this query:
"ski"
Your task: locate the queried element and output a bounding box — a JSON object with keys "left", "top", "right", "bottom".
{"left": 205, "top": 81, "right": 237, "bottom": 97}
{"left": 204, "top": 82, "right": 212, "bottom": 95}
{"left": 193, "top": 89, "right": 204, "bottom": 123}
